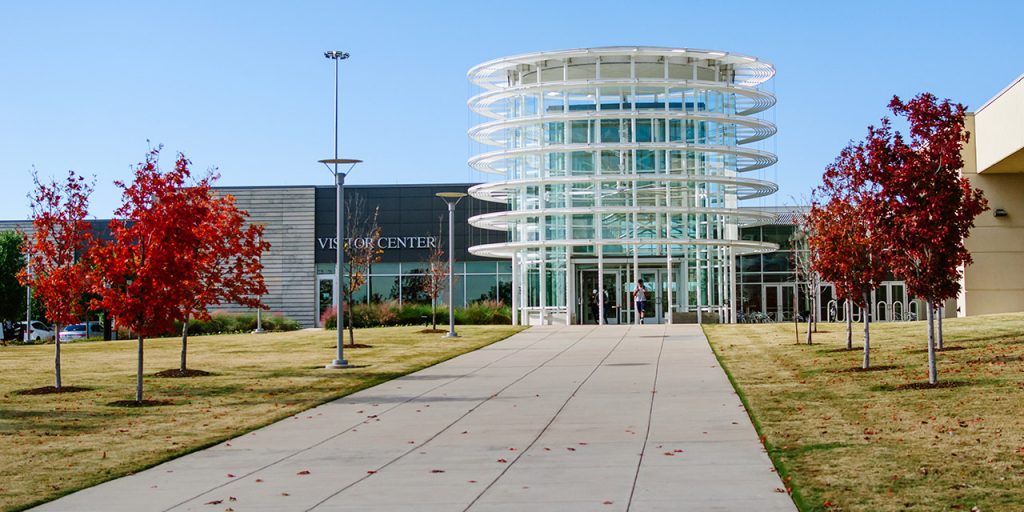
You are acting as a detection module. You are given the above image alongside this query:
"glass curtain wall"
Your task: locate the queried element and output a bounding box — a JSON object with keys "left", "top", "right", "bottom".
{"left": 467, "top": 48, "right": 780, "bottom": 324}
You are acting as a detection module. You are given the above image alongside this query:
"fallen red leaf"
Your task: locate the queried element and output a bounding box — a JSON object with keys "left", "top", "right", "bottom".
{"left": 226, "top": 474, "right": 235, "bottom": 478}
{"left": 431, "top": 469, "right": 445, "bottom": 473}
{"left": 297, "top": 470, "right": 310, "bottom": 475}
{"left": 205, "top": 500, "right": 222, "bottom": 505}
{"left": 497, "top": 458, "right": 508, "bottom": 463}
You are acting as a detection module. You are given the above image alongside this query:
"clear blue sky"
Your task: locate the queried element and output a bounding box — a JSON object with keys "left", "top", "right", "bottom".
{"left": 1, "top": 0, "right": 1021, "bottom": 219}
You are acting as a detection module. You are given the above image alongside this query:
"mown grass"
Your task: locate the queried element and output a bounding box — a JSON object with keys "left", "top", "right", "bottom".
{"left": 704, "top": 313, "right": 1024, "bottom": 512}
{"left": 0, "top": 325, "right": 524, "bottom": 512}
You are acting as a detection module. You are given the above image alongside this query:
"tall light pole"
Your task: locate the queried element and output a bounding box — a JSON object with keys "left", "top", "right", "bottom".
{"left": 436, "top": 192, "right": 466, "bottom": 338}
{"left": 252, "top": 223, "right": 266, "bottom": 334}
{"left": 322, "top": 49, "right": 359, "bottom": 369}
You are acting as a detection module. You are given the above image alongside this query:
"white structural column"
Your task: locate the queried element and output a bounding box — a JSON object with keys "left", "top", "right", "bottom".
{"left": 510, "top": 251, "right": 519, "bottom": 326}
{"left": 465, "top": 47, "right": 780, "bottom": 325}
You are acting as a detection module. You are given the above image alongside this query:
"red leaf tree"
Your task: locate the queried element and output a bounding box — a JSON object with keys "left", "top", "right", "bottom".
{"left": 868, "top": 94, "right": 987, "bottom": 384}
{"left": 173, "top": 172, "right": 269, "bottom": 374}
{"left": 91, "top": 149, "right": 207, "bottom": 402}
{"left": 18, "top": 170, "right": 95, "bottom": 390}
{"left": 808, "top": 142, "right": 889, "bottom": 368}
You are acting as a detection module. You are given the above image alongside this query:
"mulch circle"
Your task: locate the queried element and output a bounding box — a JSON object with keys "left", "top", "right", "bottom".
{"left": 15, "top": 385, "right": 91, "bottom": 396}
{"left": 906, "top": 346, "right": 967, "bottom": 354}
{"left": 325, "top": 344, "right": 373, "bottom": 349}
{"left": 107, "top": 399, "right": 175, "bottom": 407}
{"left": 840, "top": 365, "right": 899, "bottom": 373}
{"left": 154, "top": 368, "right": 212, "bottom": 378}
{"left": 419, "top": 329, "right": 448, "bottom": 334}
{"left": 888, "top": 380, "right": 973, "bottom": 391}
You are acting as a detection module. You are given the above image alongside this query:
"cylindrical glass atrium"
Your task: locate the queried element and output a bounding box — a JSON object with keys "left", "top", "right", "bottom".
{"left": 467, "top": 47, "right": 779, "bottom": 325}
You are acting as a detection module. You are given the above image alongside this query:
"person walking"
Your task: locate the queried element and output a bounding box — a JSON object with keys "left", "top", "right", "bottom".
{"left": 632, "top": 279, "right": 648, "bottom": 323}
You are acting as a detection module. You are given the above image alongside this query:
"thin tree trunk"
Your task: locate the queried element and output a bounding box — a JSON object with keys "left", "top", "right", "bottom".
{"left": 431, "top": 298, "right": 437, "bottom": 330}
{"left": 937, "top": 304, "right": 944, "bottom": 350}
{"left": 845, "top": 300, "right": 852, "bottom": 350}
{"left": 347, "top": 296, "right": 355, "bottom": 346}
{"left": 794, "top": 310, "right": 799, "bottom": 345}
{"left": 180, "top": 318, "right": 189, "bottom": 372}
{"left": 927, "top": 302, "right": 937, "bottom": 385}
{"left": 806, "top": 312, "right": 813, "bottom": 345}
{"left": 54, "top": 322, "right": 62, "bottom": 389}
{"left": 862, "top": 293, "right": 870, "bottom": 369}
{"left": 137, "top": 334, "right": 144, "bottom": 402}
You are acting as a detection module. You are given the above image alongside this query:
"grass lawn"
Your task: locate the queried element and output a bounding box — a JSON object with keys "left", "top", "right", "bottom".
{"left": 0, "top": 325, "right": 524, "bottom": 512}
{"left": 704, "top": 313, "right": 1024, "bottom": 512}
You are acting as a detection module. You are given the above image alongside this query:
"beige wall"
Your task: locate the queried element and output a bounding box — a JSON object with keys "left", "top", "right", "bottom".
{"left": 975, "top": 74, "right": 1024, "bottom": 174}
{"left": 960, "top": 114, "right": 1024, "bottom": 315}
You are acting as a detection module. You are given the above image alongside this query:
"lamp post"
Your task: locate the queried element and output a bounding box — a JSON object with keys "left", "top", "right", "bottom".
{"left": 252, "top": 223, "right": 266, "bottom": 334}
{"left": 322, "top": 49, "right": 359, "bottom": 369}
{"left": 436, "top": 192, "right": 466, "bottom": 338}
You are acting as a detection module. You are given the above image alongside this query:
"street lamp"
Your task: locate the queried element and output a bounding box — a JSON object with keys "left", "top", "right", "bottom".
{"left": 436, "top": 192, "right": 467, "bottom": 338}
{"left": 252, "top": 223, "right": 267, "bottom": 334}
{"left": 322, "top": 49, "right": 358, "bottom": 369}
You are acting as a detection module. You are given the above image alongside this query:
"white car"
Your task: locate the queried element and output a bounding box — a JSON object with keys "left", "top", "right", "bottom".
{"left": 18, "top": 320, "right": 54, "bottom": 341}
{"left": 58, "top": 322, "right": 103, "bottom": 343}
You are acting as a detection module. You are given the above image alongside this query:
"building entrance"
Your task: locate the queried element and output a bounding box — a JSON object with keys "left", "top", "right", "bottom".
{"left": 574, "top": 265, "right": 678, "bottom": 324}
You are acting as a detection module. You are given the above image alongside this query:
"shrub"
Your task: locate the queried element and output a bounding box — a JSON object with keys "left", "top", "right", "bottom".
{"left": 172, "top": 311, "right": 302, "bottom": 336}
{"left": 324, "top": 300, "right": 510, "bottom": 329}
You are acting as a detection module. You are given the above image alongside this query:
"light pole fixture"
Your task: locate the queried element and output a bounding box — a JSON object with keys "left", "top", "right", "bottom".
{"left": 322, "top": 49, "right": 358, "bottom": 369}
{"left": 436, "top": 192, "right": 467, "bottom": 338}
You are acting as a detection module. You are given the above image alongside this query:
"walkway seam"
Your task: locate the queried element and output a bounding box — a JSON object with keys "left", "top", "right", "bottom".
{"left": 625, "top": 326, "right": 667, "bottom": 512}
{"left": 304, "top": 326, "right": 598, "bottom": 511}
{"left": 163, "top": 328, "right": 562, "bottom": 512}
{"left": 462, "top": 327, "right": 632, "bottom": 511}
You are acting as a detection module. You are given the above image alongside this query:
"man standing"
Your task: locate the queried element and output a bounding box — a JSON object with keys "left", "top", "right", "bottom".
{"left": 632, "top": 279, "right": 648, "bottom": 323}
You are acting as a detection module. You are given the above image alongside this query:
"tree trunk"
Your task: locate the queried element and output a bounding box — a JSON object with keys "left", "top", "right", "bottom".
{"left": 862, "top": 293, "right": 871, "bottom": 369}
{"left": 54, "top": 322, "right": 62, "bottom": 389}
{"left": 136, "top": 334, "right": 145, "bottom": 402}
{"left": 347, "top": 296, "right": 355, "bottom": 346}
{"left": 927, "top": 302, "right": 937, "bottom": 385}
{"left": 937, "top": 304, "right": 944, "bottom": 350}
{"left": 806, "top": 311, "right": 813, "bottom": 345}
{"left": 431, "top": 298, "right": 437, "bottom": 330}
{"left": 845, "top": 300, "right": 852, "bottom": 350}
{"left": 794, "top": 310, "right": 799, "bottom": 345}
{"left": 180, "top": 319, "right": 189, "bottom": 372}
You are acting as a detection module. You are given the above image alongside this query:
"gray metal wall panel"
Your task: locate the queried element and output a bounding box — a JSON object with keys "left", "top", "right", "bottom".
{"left": 212, "top": 187, "right": 317, "bottom": 327}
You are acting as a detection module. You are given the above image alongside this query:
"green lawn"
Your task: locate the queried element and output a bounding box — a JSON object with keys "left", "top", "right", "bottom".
{"left": 0, "top": 325, "right": 524, "bottom": 512}
{"left": 704, "top": 313, "right": 1024, "bottom": 512}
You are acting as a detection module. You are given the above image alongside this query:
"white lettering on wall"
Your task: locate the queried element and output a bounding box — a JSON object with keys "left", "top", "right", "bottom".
{"left": 316, "top": 236, "right": 441, "bottom": 252}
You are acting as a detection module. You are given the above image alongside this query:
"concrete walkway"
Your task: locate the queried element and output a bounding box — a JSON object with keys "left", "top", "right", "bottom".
{"left": 35, "top": 325, "right": 795, "bottom": 512}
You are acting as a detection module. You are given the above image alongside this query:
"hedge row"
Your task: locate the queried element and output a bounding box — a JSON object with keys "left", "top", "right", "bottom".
{"left": 322, "top": 300, "right": 512, "bottom": 329}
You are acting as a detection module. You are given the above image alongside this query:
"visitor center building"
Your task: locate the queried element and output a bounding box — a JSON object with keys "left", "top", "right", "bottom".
{"left": 466, "top": 47, "right": 780, "bottom": 325}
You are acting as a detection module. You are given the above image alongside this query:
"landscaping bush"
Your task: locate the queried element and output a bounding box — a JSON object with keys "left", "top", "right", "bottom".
{"left": 324, "top": 300, "right": 510, "bottom": 329}
{"left": 171, "top": 312, "right": 301, "bottom": 336}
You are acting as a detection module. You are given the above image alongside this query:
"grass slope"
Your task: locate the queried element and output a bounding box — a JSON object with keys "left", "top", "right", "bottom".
{"left": 704, "top": 313, "right": 1024, "bottom": 512}
{"left": 0, "top": 325, "right": 524, "bottom": 512}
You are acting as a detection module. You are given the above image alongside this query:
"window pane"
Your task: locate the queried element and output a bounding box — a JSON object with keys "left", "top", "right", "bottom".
{"left": 370, "top": 275, "right": 399, "bottom": 303}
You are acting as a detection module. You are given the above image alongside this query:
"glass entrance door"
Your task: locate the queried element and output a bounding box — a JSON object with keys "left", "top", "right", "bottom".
{"left": 577, "top": 270, "right": 620, "bottom": 324}
{"left": 763, "top": 284, "right": 797, "bottom": 322}
{"left": 317, "top": 276, "right": 335, "bottom": 326}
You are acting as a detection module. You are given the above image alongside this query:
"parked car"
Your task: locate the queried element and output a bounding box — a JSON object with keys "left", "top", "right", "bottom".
{"left": 58, "top": 322, "right": 103, "bottom": 343}
{"left": 12, "top": 320, "right": 54, "bottom": 341}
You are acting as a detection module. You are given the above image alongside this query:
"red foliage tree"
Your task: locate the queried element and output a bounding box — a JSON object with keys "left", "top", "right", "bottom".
{"left": 91, "top": 149, "right": 207, "bottom": 402}
{"left": 174, "top": 173, "right": 269, "bottom": 374}
{"left": 866, "top": 94, "right": 987, "bottom": 384}
{"left": 18, "top": 170, "right": 95, "bottom": 390}
{"left": 424, "top": 219, "right": 449, "bottom": 331}
{"left": 809, "top": 143, "right": 889, "bottom": 368}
